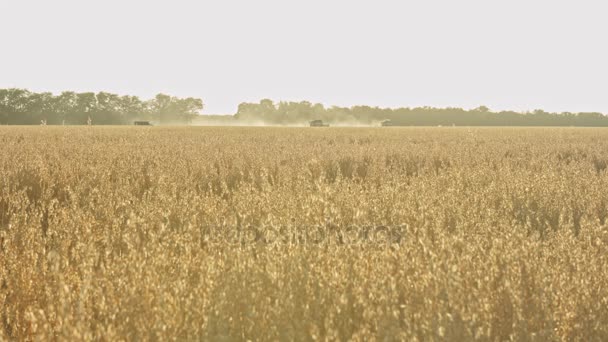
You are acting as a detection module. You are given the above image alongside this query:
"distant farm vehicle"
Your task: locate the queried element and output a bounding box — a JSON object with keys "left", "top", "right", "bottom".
{"left": 134, "top": 121, "right": 153, "bottom": 126}
{"left": 309, "top": 120, "right": 329, "bottom": 127}
{"left": 381, "top": 120, "right": 394, "bottom": 127}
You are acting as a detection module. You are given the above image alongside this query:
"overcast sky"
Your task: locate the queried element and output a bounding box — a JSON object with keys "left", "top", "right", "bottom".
{"left": 1, "top": 0, "right": 606, "bottom": 114}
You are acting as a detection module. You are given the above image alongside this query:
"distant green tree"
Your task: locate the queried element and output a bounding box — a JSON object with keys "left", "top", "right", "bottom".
{"left": 55, "top": 91, "right": 79, "bottom": 124}
{"left": 474, "top": 106, "right": 490, "bottom": 113}
{"left": 74, "top": 92, "right": 96, "bottom": 124}
{"left": 1, "top": 89, "right": 31, "bottom": 124}
{"left": 27, "top": 92, "right": 54, "bottom": 124}
{"left": 175, "top": 97, "right": 204, "bottom": 123}
{"left": 119, "top": 95, "right": 147, "bottom": 122}
{"left": 95, "top": 92, "right": 122, "bottom": 124}
{"left": 150, "top": 94, "right": 203, "bottom": 124}
{"left": 0, "top": 89, "right": 7, "bottom": 124}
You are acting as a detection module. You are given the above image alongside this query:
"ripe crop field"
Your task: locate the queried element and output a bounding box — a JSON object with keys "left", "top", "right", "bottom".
{"left": 1, "top": 126, "right": 608, "bottom": 340}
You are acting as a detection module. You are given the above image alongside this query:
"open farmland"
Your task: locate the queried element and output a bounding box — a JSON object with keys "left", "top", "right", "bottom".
{"left": 1, "top": 126, "right": 608, "bottom": 340}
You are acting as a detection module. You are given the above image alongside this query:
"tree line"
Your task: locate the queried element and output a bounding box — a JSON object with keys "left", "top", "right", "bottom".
{"left": 236, "top": 99, "right": 608, "bottom": 126}
{"left": 0, "top": 89, "right": 203, "bottom": 125}
{"left": 3, "top": 89, "right": 608, "bottom": 126}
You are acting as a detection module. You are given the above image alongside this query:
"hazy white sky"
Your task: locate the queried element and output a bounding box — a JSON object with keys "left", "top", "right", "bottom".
{"left": 1, "top": 0, "right": 606, "bottom": 114}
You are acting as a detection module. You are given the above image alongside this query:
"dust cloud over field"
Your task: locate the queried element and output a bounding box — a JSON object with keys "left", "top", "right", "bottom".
{"left": 1, "top": 127, "right": 607, "bottom": 340}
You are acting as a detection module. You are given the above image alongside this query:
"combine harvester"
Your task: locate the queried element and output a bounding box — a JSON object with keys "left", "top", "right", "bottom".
{"left": 134, "top": 121, "right": 153, "bottom": 126}
{"left": 309, "top": 120, "right": 329, "bottom": 127}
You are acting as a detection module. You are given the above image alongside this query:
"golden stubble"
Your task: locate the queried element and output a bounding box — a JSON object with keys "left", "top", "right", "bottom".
{"left": 0, "top": 126, "right": 607, "bottom": 341}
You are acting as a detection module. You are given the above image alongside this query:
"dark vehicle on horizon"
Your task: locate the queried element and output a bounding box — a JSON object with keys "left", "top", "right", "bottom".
{"left": 309, "top": 120, "right": 329, "bottom": 127}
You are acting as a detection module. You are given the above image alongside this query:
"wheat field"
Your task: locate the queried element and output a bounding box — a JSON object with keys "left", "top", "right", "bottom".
{"left": 1, "top": 126, "right": 607, "bottom": 341}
